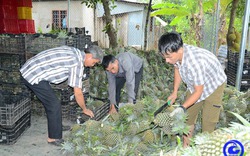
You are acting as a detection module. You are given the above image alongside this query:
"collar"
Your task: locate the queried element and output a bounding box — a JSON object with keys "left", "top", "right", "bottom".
{"left": 174, "top": 45, "right": 186, "bottom": 68}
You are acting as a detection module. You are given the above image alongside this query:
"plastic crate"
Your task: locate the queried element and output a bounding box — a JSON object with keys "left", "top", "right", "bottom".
{"left": 227, "top": 63, "right": 250, "bottom": 79}
{"left": 0, "top": 97, "right": 31, "bottom": 126}
{"left": 0, "top": 84, "right": 30, "bottom": 107}
{"left": 228, "top": 50, "right": 250, "bottom": 64}
{"left": 0, "top": 112, "right": 31, "bottom": 145}
{"left": 18, "top": 19, "right": 35, "bottom": 34}
{"left": 17, "top": 0, "right": 32, "bottom": 7}
{"left": 62, "top": 104, "right": 70, "bottom": 119}
{"left": 0, "top": 53, "right": 25, "bottom": 71}
{"left": 76, "top": 34, "right": 92, "bottom": 51}
{"left": 0, "top": 0, "right": 16, "bottom": 6}
{"left": 0, "top": 5, "right": 18, "bottom": 19}
{"left": 227, "top": 75, "right": 250, "bottom": 92}
{"left": 0, "top": 35, "right": 25, "bottom": 54}
{"left": 70, "top": 96, "right": 110, "bottom": 123}
{"left": 17, "top": 7, "right": 32, "bottom": 20}
{"left": 54, "top": 88, "right": 74, "bottom": 102}
{"left": 0, "top": 19, "right": 20, "bottom": 34}
{"left": 25, "top": 35, "right": 67, "bottom": 54}
{"left": 0, "top": 70, "right": 21, "bottom": 84}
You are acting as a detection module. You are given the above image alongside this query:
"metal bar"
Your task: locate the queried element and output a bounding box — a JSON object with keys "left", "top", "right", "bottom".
{"left": 67, "top": 0, "right": 70, "bottom": 28}
{"left": 213, "top": 0, "right": 220, "bottom": 55}
{"left": 236, "top": 0, "right": 250, "bottom": 90}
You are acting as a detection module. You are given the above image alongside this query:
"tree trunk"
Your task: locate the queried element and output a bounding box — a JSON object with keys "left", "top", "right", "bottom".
{"left": 143, "top": 0, "right": 152, "bottom": 51}
{"left": 195, "top": 0, "right": 204, "bottom": 47}
{"left": 226, "top": 0, "right": 239, "bottom": 49}
{"left": 101, "top": 0, "right": 118, "bottom": 48}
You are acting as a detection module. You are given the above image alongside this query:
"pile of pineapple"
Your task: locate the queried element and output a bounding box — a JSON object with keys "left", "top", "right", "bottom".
{"left": 62, "top": 47, "right": 250, "bottom": 156}
{"left": 62, "top": 97, "right": 190, "bottom": 155}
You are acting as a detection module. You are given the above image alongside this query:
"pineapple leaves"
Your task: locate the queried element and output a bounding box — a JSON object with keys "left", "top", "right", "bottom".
{"left": 227, "top": 111, "right": 250, "bottom": 127}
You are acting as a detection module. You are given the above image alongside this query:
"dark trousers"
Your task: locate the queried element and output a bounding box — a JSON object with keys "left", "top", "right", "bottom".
{"left": 22, "top": 78, "right": 62, "bottom": 139}
{"left": 115, "top": 66, "right": 143, "bottom": 110}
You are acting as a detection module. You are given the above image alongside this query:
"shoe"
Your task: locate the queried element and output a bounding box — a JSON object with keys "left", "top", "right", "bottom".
{"left": 48, "top": 139, "right": 64, "bottom": 146}
{"left": 62, "top": 125, "right": 71, "bottom": 131}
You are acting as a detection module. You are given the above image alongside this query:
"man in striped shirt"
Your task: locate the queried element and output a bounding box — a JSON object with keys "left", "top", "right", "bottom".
{"left": 20, "top": 45, "right": 103, "bottom": 146}
{"left": 158, "top": 32, "right": 227, "bottom": 147}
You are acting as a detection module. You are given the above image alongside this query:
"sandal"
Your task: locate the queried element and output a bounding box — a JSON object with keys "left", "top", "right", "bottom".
{"left": 48, "top": 139, "right": 64, "bottom": 146}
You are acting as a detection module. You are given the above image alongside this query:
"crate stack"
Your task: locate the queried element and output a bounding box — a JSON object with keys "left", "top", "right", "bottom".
{"left": 68, "top": 67, "right": 90, "bottom": 121}
{"left": 227, "top": 50, "right": 250, "bottom": 91}
{"left": 68, "top": 67, "right": 110, "bottom": 123}
{"left": 0, "top": 35, "right": 31, "bottom": 145}
{"left": 17, "top": 0, "right": 35, "bottom": 34}
{"left": 31, "top": 81, "right": 74, "bottom": 120}
{"left": 0, "top": 0, "right": 19, "bottom": 34}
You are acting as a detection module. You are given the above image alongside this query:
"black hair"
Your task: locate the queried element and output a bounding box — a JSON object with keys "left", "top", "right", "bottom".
{"left": 158, "top": 32, "right": 183, "bottom": 56}
{"left": 101, "top": 54, "right": 116, "bottom": 69}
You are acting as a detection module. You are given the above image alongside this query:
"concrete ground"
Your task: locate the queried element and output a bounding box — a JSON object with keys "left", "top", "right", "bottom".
{"left": 0, "top": 114, "right": 74, "bottom": 156}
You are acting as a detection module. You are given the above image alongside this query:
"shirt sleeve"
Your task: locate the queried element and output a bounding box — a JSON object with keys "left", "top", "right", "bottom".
{"left": 107, "top": 71, "right": 117, "bottom": 105}
{"left": 68, "top": 59, "right": 83, "bottom": 88}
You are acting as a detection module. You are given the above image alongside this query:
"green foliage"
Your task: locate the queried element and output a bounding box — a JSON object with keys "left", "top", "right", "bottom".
{"left": 228, "top": 111, "right": 250, "bottom": 127}
{"left": 37, "top": 27, "right": 43, "bottom": 33}
{"left": 81, "top": 0, "right": 100, "bottom": 8}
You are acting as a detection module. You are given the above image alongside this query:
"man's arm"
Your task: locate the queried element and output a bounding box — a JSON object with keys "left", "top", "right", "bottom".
{"left": 168, "top": 67, "right": 182, "bottom": 103}
{"left": 173, "top": 67, "right": 182, "bottom": 94}
{"left": 74, "top": 87, "right": 94, "bottom": 118}
{"left": 106, "top": 72, "right": 118, "bottom": 113}
{"left": 182, "top": 85, "right": 203, "bottom": 109}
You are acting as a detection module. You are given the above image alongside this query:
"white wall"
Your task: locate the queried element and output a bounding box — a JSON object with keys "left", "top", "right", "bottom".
{"left": 32, "top": 1, "right": 95, "bottom": 41}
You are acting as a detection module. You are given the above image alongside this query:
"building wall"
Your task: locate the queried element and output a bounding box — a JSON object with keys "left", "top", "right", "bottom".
{"left": 95, "top": 1, "right": 147, "bottom": 48}
{"left": 32, "top": 1, "right": 95, "bottom": 40}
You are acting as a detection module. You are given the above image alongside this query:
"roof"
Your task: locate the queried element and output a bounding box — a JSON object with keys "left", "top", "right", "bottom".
{"left": 32, "top": 0, "right": 148, "bottom": 5}
{"left": 116, "top": 0, "right": 148, "bottom": 6}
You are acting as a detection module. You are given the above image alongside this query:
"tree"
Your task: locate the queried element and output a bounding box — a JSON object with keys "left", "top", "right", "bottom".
{"left": 226, "top": 0, "right": 240, "bottom": 52}
{"left": 151, "top": 0, "right": 216, "bottom": 46}
{"left": 82, "top": 0, "right": 118, "bottom": 48}
{"left": 144, "top": 0, "right": 153, "bottom": 51}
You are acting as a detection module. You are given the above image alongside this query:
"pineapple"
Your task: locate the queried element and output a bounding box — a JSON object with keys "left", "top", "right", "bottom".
{"left": 154, "top": 112, "right": 173, "bottom": 127}
{"left": 103, "top": 133, "right": 121, "bottom": 147}
{"left": 126, "top": 122, "right": 139, "bottom": 135}
{"left": 101, "top": 124, "right": 114, "bottom": 135}
{"left": 142, "top": 130, "right": 155, "bottom": 143}
{"left": 84, "top": 119, "right": 101, "bottom": 132}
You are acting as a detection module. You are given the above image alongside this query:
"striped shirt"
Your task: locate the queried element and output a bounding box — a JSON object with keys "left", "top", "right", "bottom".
{"left": 20, "top": 46, "right": 85, "bottom": 88}
{"left": 106, "top": 52, "right": 143, "bottom": 104}
{"left": 175, "top": 44, "right": 227, "bottom": 103}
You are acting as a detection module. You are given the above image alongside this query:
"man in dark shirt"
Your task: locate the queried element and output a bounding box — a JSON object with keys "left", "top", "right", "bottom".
{"left": 102, "top": 52, "right": 143, "bottom": 113}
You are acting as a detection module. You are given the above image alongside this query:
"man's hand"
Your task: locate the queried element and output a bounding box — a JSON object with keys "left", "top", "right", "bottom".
{"left": 167, "top": 92, "right": 178, "bottom": 105}
{"left": 170, "top": 106, "right": 186, "bottom": 117}
{"left": 83, "top": 108, "right": 94, "bottom": 118}
{"left": 109, "top": 104, "right": 118, "bottom": 114}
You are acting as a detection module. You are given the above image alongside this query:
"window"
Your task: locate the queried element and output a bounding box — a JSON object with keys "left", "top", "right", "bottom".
{"left": 52, "top": 10, "right": 67, "bottom": 29}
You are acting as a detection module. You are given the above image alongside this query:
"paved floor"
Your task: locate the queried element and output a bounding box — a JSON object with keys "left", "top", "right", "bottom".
{"left": 0, "top": 114, "right": 74, "bottom": 156}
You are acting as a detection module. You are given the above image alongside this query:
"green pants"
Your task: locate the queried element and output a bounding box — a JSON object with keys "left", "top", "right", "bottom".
{"left": 186, "top": 83, "right": 226, "bottom": 132}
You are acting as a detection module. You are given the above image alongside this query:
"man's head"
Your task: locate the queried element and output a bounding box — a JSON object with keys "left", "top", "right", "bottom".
{"left": 158, "top": 32, "right": 183, "bottom": 64}
{"left": 102, "top": 55, "right": 119, "bottom": 74}
{"left": 84, "top": 45, "right": 104, "bottom": 67}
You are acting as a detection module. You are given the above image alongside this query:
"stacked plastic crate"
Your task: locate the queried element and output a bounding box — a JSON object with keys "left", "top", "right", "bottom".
{"left": 227, "top": 50, "right": 250, "bottom": 91}
{"left": 69, "top": 67, "right": 110, "bottom": 123}
{"left": 0, "top": 35, "right": 31, "bottom": 145}
{"left": 17, "top": 0, "right": 35, "bottom": 34}
{"left": 0, "top": 0, "right": 19, "bottom": 34}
